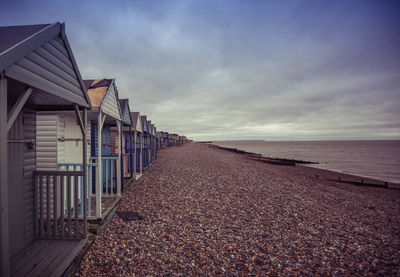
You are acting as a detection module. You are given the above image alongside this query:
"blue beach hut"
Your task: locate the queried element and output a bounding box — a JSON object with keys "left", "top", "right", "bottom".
{"left": 140, "top": 115, "right": 151, "bottom": 170}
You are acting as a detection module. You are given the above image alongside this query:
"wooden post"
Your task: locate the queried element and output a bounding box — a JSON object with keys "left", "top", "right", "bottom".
{"left": 120, "top": 123, "right": 124, "bottom": 190}
{"left": 82, "top": 108, "right": 87, "bottom": 236}
{"left": 140, "top": 132, "right": 143, "bottom": 174}
{"left": 116, "top": 121, "right": 122, "bottom": 196}
{"left": 96, "top": 112, "right": 103, "bottom": 219}
{"left": 0, "top": 75, "right": 10, "bottom": 277}
{"left": 133, "top": 129, "right": 136, "bottom": 180}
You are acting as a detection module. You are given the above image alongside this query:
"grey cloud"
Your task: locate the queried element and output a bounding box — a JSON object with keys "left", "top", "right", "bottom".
{"left": 1, "top": 0, "right": 399, "bottom": 140}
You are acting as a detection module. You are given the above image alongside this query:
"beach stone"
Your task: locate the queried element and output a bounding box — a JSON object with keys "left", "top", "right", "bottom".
{"left": 75, "top": 143, "right": 400, "bottom": 276}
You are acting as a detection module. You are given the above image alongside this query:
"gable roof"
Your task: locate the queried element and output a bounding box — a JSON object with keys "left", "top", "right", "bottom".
{"left": 85, "top": 78, "right": 122, "bottom": 120}
{"left": 0, "top": 24, "right": 51, "bottom": 54}
{"left": 0, "top": 22, "right": 90, "bottom": 108}
{"left": 146, "top": 121, "right": 152, "bottom": 135}
{"left": 119, "top": 99, "right": 132, "bottom": 125}
{"left": 148, "top": 121, "right": 153, "bottom": 136}
{"left": 130, "top": 112, "right": 143, "bottom": 132}
{"left": 140, "top": 115, "right": 148, "bottom": 132}
{"left": 84, "top": 79, "right": 112, "bottom": 107}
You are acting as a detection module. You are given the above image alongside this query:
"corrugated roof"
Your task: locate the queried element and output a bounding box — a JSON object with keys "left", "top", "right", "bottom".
{"left": 0, "top": 24, "right": 51, "bottom": 54}
{"left": 84, "top": 79, "right": 112, "bottom": 108}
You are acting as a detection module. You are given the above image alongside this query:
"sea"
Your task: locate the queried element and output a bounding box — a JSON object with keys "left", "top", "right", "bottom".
{"left": 212, "top": 140, "right": 400, "bottom": 184}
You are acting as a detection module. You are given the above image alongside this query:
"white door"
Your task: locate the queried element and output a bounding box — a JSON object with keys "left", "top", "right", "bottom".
{"left": 64, "top": 115, "right": 83, "bottom": 164}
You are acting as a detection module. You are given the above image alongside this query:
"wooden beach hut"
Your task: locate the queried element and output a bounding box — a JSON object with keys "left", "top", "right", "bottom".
{"left": 0, "top": 23, "right": 91, "bottom": 276}
{"left": 161, "top": 131, "right": 169, "bottom": 147}
{"left": 83, "top": 78, "right": 122, "bottom": 220}
{"left": 111, "top": 99, "right": 132, "bottom": 189}
{"left": 147, "top": 120, "right": 154, "bottom": 165}
{"left": 158, "top": 131, "right": 162, "bottom": 149}
{"left": 126, "top": 112, "right": 143, "bottom": 179}
{"left": 152, "top": 125, "right": 157, "bottom": 161}
{"left": 169, "top": 133, "right": 178, "bottom": 146}
{"left": 149, "top": 122, "right": 155, "bottom": 163}
{"left": 140, "top": 115, "right": 150, "bottom": 170}
{"left": 154, "top": 127, "right": 159, "bottom": 158}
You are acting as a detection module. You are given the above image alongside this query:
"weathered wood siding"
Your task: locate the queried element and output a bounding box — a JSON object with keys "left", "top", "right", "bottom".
{"left": 5, "top": 36, "right": 87, "bottom": 106}
{"left": 22, "top": 111, "right": 36, "bottom": 246}
{"left": 101, "top": 83, "right": 121, "bottom": 120}
{"left": 135, "top": 114, "right": 143, "bottom": 133}
{"left": 121, "top": 102, "right": 131, "bottom": 125}
{"left": 37, "top": 112, "right": 90, "bottom": 165}
{"left": 111, "top": 129, "right": 118, "bottom": 155}
{"left": 90, "top": 122, "right": 111, "bottom": 156}
{"left": 7, "top": 109, "right": 36, "bottom": 255}
{"left": 36, "top": 113, "right": 58, "bottom": 170}
{"left": 63, "top": 114, "right": 90, "bottom": 163}
{"left": 57, "top": 113, "right": 66, "bottom": 163}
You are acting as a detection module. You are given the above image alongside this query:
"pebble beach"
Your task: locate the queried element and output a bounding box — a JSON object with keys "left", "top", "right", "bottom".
{"left": 76, "top": 142, "right": 400, "bottom": 276}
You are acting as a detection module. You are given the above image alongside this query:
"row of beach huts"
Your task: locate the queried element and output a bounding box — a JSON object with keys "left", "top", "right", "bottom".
{"left": 0, "top": 22, "right": 190, "bottom": 276}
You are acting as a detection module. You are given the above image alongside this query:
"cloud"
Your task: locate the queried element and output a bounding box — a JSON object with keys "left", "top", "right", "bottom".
{"left": 1, "top": 0, "right": 399, "bottom": 140}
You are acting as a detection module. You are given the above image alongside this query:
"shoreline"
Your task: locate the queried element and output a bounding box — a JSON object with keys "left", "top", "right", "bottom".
{"left": 209, "top": 143, "right": 400, "bottom": 189}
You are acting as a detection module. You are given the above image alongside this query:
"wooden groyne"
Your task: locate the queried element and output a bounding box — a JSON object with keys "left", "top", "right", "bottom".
{"left": 210, "top": 144, "right": 318, "bottom": 166}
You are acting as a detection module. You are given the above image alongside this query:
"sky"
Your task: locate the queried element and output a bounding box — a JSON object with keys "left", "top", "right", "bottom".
{"left": 1, "top": 0, "right": 399, "bottom": 141}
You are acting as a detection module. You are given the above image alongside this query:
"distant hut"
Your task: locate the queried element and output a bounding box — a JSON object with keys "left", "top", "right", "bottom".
{"left": 154, "top": 127, "right": 159, "bottom": 158}
{"left": 164, "top": 132, "right": 170, "bottom": 147}
{"left": 124, "top": 112, "right": 143, "bottom": 179}
{"left": 168, "top": 133, "right": 173, "bottom": 146}
{"left": 169, "top": 133, "right": 178, "bottom": 146}
{"left": 133, "top": 112, "right": 144, "bottom": 178}
{"left": 83, "top": 78, "right": 123, "bottom": 219}
{"left": 146, "top": 120, "right": 153, "bottom": 166}
{"left": 0, "top": 23, "right": 91, "bottom": 276}
{"left": 140, "top": 115, "right": 150, "bottom": 170}
{"left": 150, "top": 123, "right": 156, "bottom": 162}
{"left": 160, "top": 131, "right": 167, "bottom": 147}
{"left": 111, "top": 99, "right": 132, "bottom": 188}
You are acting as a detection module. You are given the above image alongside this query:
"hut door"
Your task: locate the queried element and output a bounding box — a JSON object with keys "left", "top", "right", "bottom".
{"left": 125, "top": 133, "right": 132, "bottom": 170}
{"left": 8, "top": 111, "right": 35, "bottom": 256}
{"left": 64, "top": 116, "right": 83, "bottom": 163}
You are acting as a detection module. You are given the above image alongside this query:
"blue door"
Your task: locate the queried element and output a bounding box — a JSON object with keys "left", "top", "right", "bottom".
{"left": 125, "top": 132, "right": 133, "bottom": 176}
{"left": 91, "top": 122, "right": 113, "bottom": 192}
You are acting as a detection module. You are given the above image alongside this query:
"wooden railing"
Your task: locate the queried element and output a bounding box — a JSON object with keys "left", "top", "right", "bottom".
{"left": 91, "top": 156, "right": 118, "bottom": 195}
{"left": 33, "top": 171, "right": 87, "bottom": 240}
{"left": 58, "top": 162, "right": 96, "bottom": 217}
